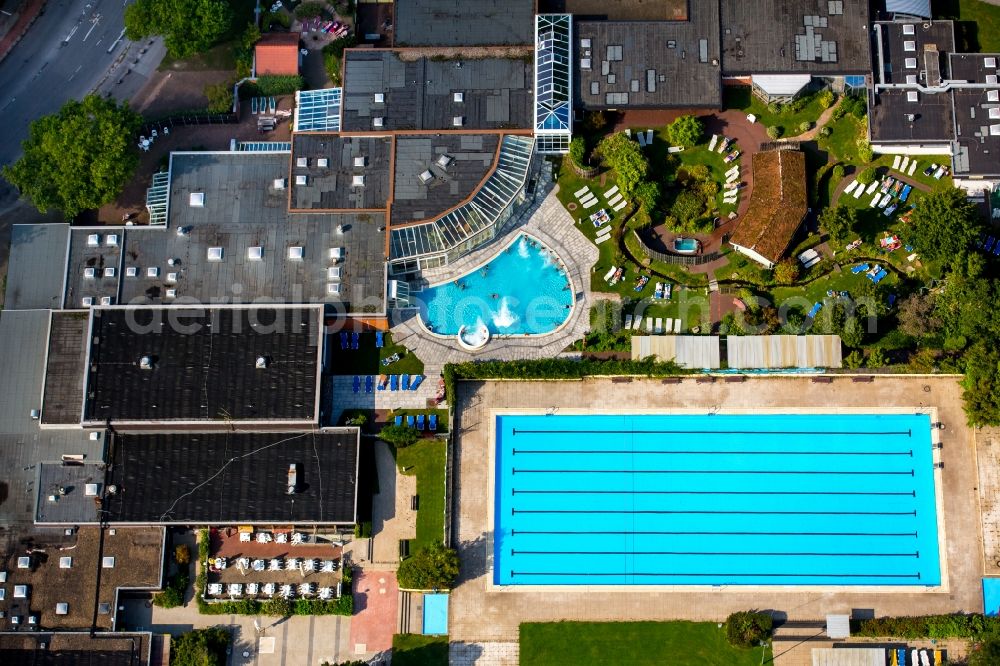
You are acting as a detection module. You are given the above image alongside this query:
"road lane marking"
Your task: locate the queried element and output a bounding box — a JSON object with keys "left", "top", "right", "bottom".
{"left": 83, "top": 18, "right": 101, "bottom": 42}
{"left": 64, "top": 25, "right": 79, "bottom": 43}
{"left": 107, "top": 29, "right": 125, "bottom": 53}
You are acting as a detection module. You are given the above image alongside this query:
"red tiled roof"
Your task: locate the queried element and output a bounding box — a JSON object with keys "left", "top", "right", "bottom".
{"left": 255, "top": 32, "right": 300, "bottom": 76}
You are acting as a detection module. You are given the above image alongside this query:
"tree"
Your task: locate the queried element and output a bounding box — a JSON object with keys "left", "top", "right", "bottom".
{"left": 817, "top": 89, "right": 835, "bottom": 109}
{"left": 175, "top": 545, "right": 191, "bottom": 565}
{"left": 773, "top": 259, "right": 800, "bottom": 284}
{"left": 725, "top": 611, "right": 772, "bottom": 649}
{"left": 831, "top": 164, "right": 845, "bottom": 183}
{"left": 819, "top": 204, "right": 859, "bottom": 244}
{"left": 3, "top": 95, "right": 142, "bottom": 217}
{"left": 396, "top": 543, "right": 460, "bottom": 590}
{"left": 798, "top": 121, "right": 812, "bottom": 133}
{"left": 856, "top": 167, "right": 876, "bottom": 185}
{"left": 634, "top": 180, "right": 661, "bottom": 212}
{"left": 597, "top": 133, "right": 648, "bottom": 198}
{"left": 897, "top": 293, "right": 940, "bottom": 337}
{"left": 379, "top": 424, "right": 420, "bottom": 448}
{"left": 819, "top": 126, "right": 832, "bottom": 138}
{"left": 844, "top": 350, "right": 864, "bottom": 368}
{"left": 766, "top": 125, "right": 783, "bottom": 140}
{"left": 670, "top": 190, "right": 703, "bottom": 223}
{"left": 866, "top": 347, "right": 887, "bottom": 368}
{"left": 170, "top": 627, "right": 230, "bottom": 666}
{"left": 857, "top": 141, "right": 874, "bottom": 163}
{"left": 909, "top": 188, "right": 985, "bottom": 266}
{"left": 125, "top": 0, "right": 232, "bottom": 59}
{"left": 204, "top": 81, "right": 233, "bottom": 113}
{"left": 961, "top": 341, "right": 1000, "bottom": 426}
{"left": 667, "top": 115, "right": 703, "bottom": 148}
{"left": 969, "top": 636, "right": 1000, "bottom": 666}
{"left": 934, "top": 255, "right": 999, "bottom": 340}
{"left": 568, "top": 137, "right": 586, "bottom": 167}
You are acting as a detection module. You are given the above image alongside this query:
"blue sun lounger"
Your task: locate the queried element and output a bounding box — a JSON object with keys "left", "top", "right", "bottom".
{"left": 986, "top": 237, "right": 996, "bottom": 252}
{"left": 406, "top": 415, "right": 415, "bottom": 428}
{"left": 340, "top": 332, "right": 348, "bottom": 349}
{"left": 390, "top": 374, "right": 399, "bottom": 391}
{"left": 896, "top": 649, "right": 906, "bottom": 666}
{"left": 807, "top": 302, "right": 823, "bottom": 319}
{"left": 351, "top": 332, "right": 360, "bottom": 350}
{"left": 994, "top": 239, "right": 1000, "bottom": 256}
{"left": 851, "top": 263, "right": 870, "bottom": 274}
{"left": 900, "top": 184, "right": 912, "bottom": 202}
{"left": 409, "top": 375, "right": 424, "bottom": 391}
{"left": 394, "top": 415, "right": 402, "bottom": 426}
{"left": 352, "top": 376, "right": 361, "bottom": 393}
{"left": 429, "top": 414, "right": 438, "bottom": 431}
{"left": 401, "top": 374, "right": 410, "bottom": 391}
{"left": 872, "top": 269, "right": 888, "bottom": 284}
{"left": 365, "top": 375, "right": 373, "bottom": 393}
{"left": 376, "top": 331, "right": 384, "bottom": 348}
{"left": 417, "top": 414, "right": 425, "bottom": 430}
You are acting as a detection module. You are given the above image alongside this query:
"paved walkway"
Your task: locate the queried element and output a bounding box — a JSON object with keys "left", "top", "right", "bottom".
{"left": 976, "top": 425, "right": 1000, "bottom": 576}
{"left": 349, "top": 569, "right": 399, "bottom": 655}
{"left": 368, "top": 440, "right": 417, "bottom": 567}
{"left": 781, "top": 96, "right": 843, "bottom": 142}
{"left": 390, "top": 184, "right": 598, "bottom": 364}
{"left": 327, "top": 364, "right": 444, "bottom": 423}
{"left": 450, "top": 641, "right": 520, "bottom": 665}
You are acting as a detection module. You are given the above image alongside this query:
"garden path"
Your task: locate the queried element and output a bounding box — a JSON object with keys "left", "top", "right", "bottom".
{"left": 780, "top": 96, "right": 843, "bottom": 142}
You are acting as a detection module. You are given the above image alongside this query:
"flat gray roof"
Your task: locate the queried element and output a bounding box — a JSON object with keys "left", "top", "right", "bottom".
{"left": 720, "top": 0, "right": 871, "bottom": 75}
{"left": 395, "top": 0, "right": 533, "bottom": 47}
{"left": 35, "top": 462, "right": 106, "bottom": 524}
{"left": 391, "top": 134, "right": 499, "bottom": 225}
{"left": 41, "top": 311, "right": 88, "bottom": 426}
{"left": 576, "top": 13, "right": 722, "bottom": 109}
{"left": 127, "top": 152, "right": 386, "bottom": 313}
{"left": 4, "top": 224, "right": 69, "bottom": 311}
{"left": 290, "top": 134, "right": 392, "bottom": 210}
{"left": 870, "top": 88, "right": 955, "bottom": 143}
{"left": 342, "top": 51, "right": 532, "bottom": 132}
{"left": 0, "top": 310, "right": 51, "bottom": 434}
{"left": 64, "top": 228, "right": 123, "bottom": 309}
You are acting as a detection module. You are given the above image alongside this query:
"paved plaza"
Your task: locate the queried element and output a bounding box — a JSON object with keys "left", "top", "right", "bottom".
{"left": 448, "top": 376, "right": 983, "bottom": 642}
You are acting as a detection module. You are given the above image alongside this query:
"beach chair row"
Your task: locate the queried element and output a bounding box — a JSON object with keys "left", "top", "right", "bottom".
{"left": 624, "top": 315, "right": 682, "bottom": 334}
{"left": 574, "top": 183, "right": 629, "bottom": 214}
{"left": 207, "top": 582, "right": 339, "bottom": 600}
{"left": 395, "top": 413, "right": 439, "bottom": 431}
{"left": 353, "top": 374, "right": 424, "bottom": 393}
{"left": 339, "top": 331, "right": 385, "bottom": 350}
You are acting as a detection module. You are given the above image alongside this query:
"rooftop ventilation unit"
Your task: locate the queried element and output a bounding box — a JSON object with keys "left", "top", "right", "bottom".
{"left": 906, "top": 113, "right": 916, "bottom": 121}
{"left": 248, "top": 246, "right": 263, "bottom": 261}
{"left": 329, "top": 247, "right": 344, "bottom": 261}
{"left": 326, "top": 282, "right": 341, "bottom": 294}
{"left": 317, "top": 157, "right": 329, "bottom": 168}
{"left": 81, "top": 297, "right": 93, "bottom": 307}
{"left": 106, "top": 234, "right": 119, "bottom": 247}
{"left": 452, "top": 116, "right": 464, "bottom": 127}
{"left": 296, "top": 157, "right": 308, "bottom": 168}
{"left": 59, "top": 557, "right": 72, "bottom": 569}
{"left": 418, "top": 170, "right": 434, "bottom": 184}
{"left": 104, "top": 267, "right": 115, "bottom": 278}
{"left": 352, "top": 175, "right": 365, "bottom": 187}
{"left": 189, "top": 192, "right": 205, "bottom": 207}
{"left": 287, "top": 463, "right": 298, "bottom": 494}
{"left": 288, "top": 246, "right": 304, "bottom": 260}
{"left": 207, "top": 247, "right": 224, "bottom": 261}
{"left": 327, "top": 266, "right": 342, "bottom": 280}
{"left": 100, "top": 296, "right": 113, "bottom": 306}
{"left": 295, "top": 174, "right": 307, "bottom": 185}
{"left": 436, "top": 154, "right": 453, "bottom": 168}
{"left": 125, "top": 266, "right": 137, "bottom": 277}
{"left": 86, "top": 234, "right": 100, "bottom": 247}
{"left": 83, "top": 267, "right": 96, "bottom": 279}
{"left": 85, "top": 484, "right": 98, "bottom": 496}
{"left": 255, "top": 356, "right": 269, "bottom": 369}
{"left": 374, "top": 92, "right": 385, "bottom": 104}
{"left": 165, "top": 288, "right": 177, "bottom": 299}
{"left": 274, "top": 178, "right": 286, "bottom": 190}
{"left": 453, "top": 92, "right": 464, "bottom": 103}
{"left": 55, "top": 603, "right": 68, "bottom": 616}
{"left": 373, "top": 116, "right": 384, "bottom": 128}
{"left": 166, "top": 272, "right": 178, "bottom": 283}
{"left": 147, "top": 266, "right": 159, "bottom": 277}
{"left": 353, "top": 156, "right": 366, "bottom": 168}
{"left": 176, "top": 226, "right": 189, "bottom": 237}
{"left": 139, "top": 356, "right": 154, "bottom": 370}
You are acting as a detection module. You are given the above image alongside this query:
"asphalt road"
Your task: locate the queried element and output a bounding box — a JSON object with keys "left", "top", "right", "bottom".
{"left": 0, "top": 0, "right": 165, "bottom": 214}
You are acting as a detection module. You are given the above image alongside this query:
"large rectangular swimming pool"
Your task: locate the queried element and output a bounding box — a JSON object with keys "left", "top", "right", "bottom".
{"left": 493, "top": 413, "right": 940, "bottom": 586}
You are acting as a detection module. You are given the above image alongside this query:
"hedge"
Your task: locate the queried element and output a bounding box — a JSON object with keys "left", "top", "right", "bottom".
{"left": 853, "top": 614, "right": 1000, "bottom": 640}
{"left": 443, "top": 357, "right": 688, "bottom": 405}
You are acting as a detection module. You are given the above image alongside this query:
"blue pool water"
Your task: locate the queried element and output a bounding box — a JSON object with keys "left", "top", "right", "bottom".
{"left": 422, "top": 593, "right": 449, "bottom": 634}
{"left": 417, "top": 235, "right": 573, "bottom": 335}
{"left": 674, "top": 237, "right": 699, "bottom": 253}
{"left": 494, "top": 413, "right": 940, "bottom": 586}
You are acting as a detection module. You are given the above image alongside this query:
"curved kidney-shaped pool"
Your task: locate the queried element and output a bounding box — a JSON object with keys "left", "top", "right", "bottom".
{"left": 417, "top": 235, "right": 574, "bottom": 336}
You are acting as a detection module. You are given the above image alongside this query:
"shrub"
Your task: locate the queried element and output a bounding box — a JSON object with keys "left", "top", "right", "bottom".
{"left": 397, "top": 542, "right": 460, "bottom": 590}
{"left": 263, "top": 10, "right": 291, "bottom": 30}
{"left": 295, "top": 2, "right": 325, "bottom": 18}
{"left": 857, "top": 141, "right": 874, "bottom": 163}
{"left": 154, "top": 568, "right": 189, "bottom": 608}
{"left": 817, "top": 89, "right": 835, "bottom": 109}
{"left": 262, "top": 597, "right": 293, "bottom": 617}
{"left": 819, "top": 125, "right": 832, "bottom": 138}
{"left": 354, "top": 521, "right": 372, "bottom": 538}
{"left": 766, "top": 125, "right": 783, "bottom": 140}
{"left": 569, "top": 137, "right": 586, "bottom": 167}
{"left": 798, "top": 121, "right": 812, "bottom": 133}
{"left": 773, "top": 259, "right": 800, "bottom": 285}
{"left": 831, "top": 164, "right": 845, "bottom": 183}
{"left": 725, "top": 611, "right": 773, "bottom": 648}
{"left": 867, "top": 347, "right": 888, "bottom": 368}
{"left": 171, "top": 627, "right": 230, "bottom": 666}
{"left": 204, "top": 81, "right": 233, "bottom": 113}
{"left": 666, "top": 115, "right": 704, "bottom": 148}
{"left": 766, "top": 101, "right": 782, "bottom": 115}
{"left": 854, "top": 614, "right": 1000, "bottom": 639}
{"left": 250, "top": 75, "right": 303, "bottom": 97}
{"left": 844, "top": 350, "right": 864, "bottom": 369}
{"left": 379, "top": 424, "right": 420, "bottom": 448}
{"left": 856, "top": 167, "right": 876, "bottom": 185}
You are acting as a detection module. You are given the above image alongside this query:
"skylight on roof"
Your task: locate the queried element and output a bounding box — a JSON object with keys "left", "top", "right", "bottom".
{"left": 248, "top": 246, "right": 263, "bottom": 260}
{"left": 418, "top": 170, "right": 434, "bottom": 184}
{"left": 373, "top": 117, "right": 384, "bottom": 128}
{"left": 274, "top": 178, "right": 286, "bottom": 189}
{"left": 905, "top": 58, "right": 918, "bottom": 69}
{"left": 374, "top": 92, "right": 385, "bottom": 104}
{"left": 352, "top": 175, "right": 365, "bottom": 187}
{"left": 353, "top": 156, "right": 366, "bottom": 168}
{"left": 296, "top": 174, "right": 307, "bottom": 185}
{"left": 903, "top": 24, "right": 915, "bottom": 35}
{"left": 988, "top": 75, "right": 999, "bottom": 85}
{"left": 59, "top": 557, "right": 72, "bottom": 569}
{"left": 904, "top": 40, "right": 916, "bottom": 52}
{"left": 452, "top": 116, "right": 464, "bottom": 127}
{"left": 288, "top": 246, "right": 304, "bottom": 260}
{"left": 986, "top": 57, "right": 997, "bottom": 69}
{"left": 327, "top": 282, "right": 341, "bottom": 294}
{"left": 453, "top": 92, "right": 464, "bottom": 103}
{"left": 988, "top": 90, "right": 1000, "bottom": 102}
{"left": 989, "top": 108, "right": 1000, "bottom": 120}
{"left": 147, "top": 267, "right": 159, "bottom": 278}
{"left": 189, "top": 192, "right": 205, "bottom": 207}
{"left": 906, "top": 74, "right": 918, "bottom": 84}
{"left": 87, "top": 234, "right": 100, "bottom": 247}
{"left": 907, "top": 91, "right": 919, "bottom": 102}
{"left": 317, "top": 158, "right": 328, "bottom": 168}
{"left": 207, "top": 247, "right": 224, "bottom": 261}
{"left": 327, "top": 266, "right": 342, "bottom": 280}
{"left": 296, "top": 157, "right": 308, "bottom": 168}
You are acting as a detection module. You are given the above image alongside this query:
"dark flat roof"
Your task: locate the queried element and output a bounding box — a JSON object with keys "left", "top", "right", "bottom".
{"left": 103, "top": 430, "right": 359, "bottom": 524}
{"left": 953, "top": 88, "right": 1000, "bottom": 177}
{"left": 4, "top": 224, "right": 69, "bottom": 311}
{"left": 290, "top": 134, "right": 391, "bottom": 210}
{"left": 870, "top": 88, "right": 954, "bottom": 143}
{"left": 82, "top": 306, "right": 322, "bottom": 425}
{"left": 64, "top": 229, "right": 122, "bottom": 309}
{"left": 575, "top": 12, "right": 722, "bottom": 109}
{"left": 0, "top": 633, "right": 151, "bottom": 666}
{"left": 342, "top": 51, "right": 532, "bottom": 132}
{"left": 949, "top": 52, "right": 1000, "bottom": 82}
{"left": 720, "top": 0, "right": 871, "bottom": 75}
{"left": 391, "top": 134, "right": 499, "bottom": 225}
{"left": 874, "top": 20, "right": 954, "bottom": 85}
{"left": 395, "top": 0, "right": 533, "bottom": 46}
{"left": 41, "top": 312, "right": 88, "bottom": 426}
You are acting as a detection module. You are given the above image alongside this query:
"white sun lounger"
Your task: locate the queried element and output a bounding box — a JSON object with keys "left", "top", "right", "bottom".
{"left": 595, "top": 233, "right": 611, "bottom": 244}
{"left": 673, "top": 318, "right": 682, "bottom": 333}
{"left": 708, "top": 134, "right": 718, "bottom": 151}
{"left": 633, "top": 316, "right": 642, "bottom": 330}
{"left": 574, "top": 186, "right": 590, "bottom": 198}
{"left": 625, "top": 129, "right": 631, "bottom": 137}
{"left": 624, "top": 314, "right": 633, "bottom": 328}
{"left": 726, "top": 173, "right": 740, "bottom": 184}
{"left": 646, "top": 130, "right": 653, "bottom": 145}
{"left": 908, "top": 160, "right": 917, "bottom": 176}
{"left": 583, "top": 197, "right": 600, "bottom": 209}
{"left": 613, "top": 200, "right": 628, "bottom": 211}
{"left": 725, "top": 165, "right": 739, "bottom": 178}
{"left": 864, "top": 180, "right": 879, "bottom": 195}
{"left": 870, "top": 192, "right": 882, "bottom": 207}
{"left": 580, "top": 193, "right": 598, "bottom": 204}
{"left": 654, "top": 318, "right": 663, "bottom": 333}
{"left": 608, "top": 193, "right": 623, "bottom": 205}
{"left": 844, "top": 180, "right": 858, "bottom": 195}
{"left": 853, "top": 184, "right": 864, "bottom": 199}
{"left": 637, "top": 132, "right": 647, "bottom": 147}
{"left": 717, "top": 138, "right": 727, "bottom": 153}
{"left": 595, "top": 230, "right": 612, "bottom": 243}
{"left": 892, "top": 155, "right": 901, "bottom": 170}
{"left": 604, "top": 185, "right": 619, "bottom": 198}
{"left": 901, "top": 156, "right": 910, "bottom": 172}
{"left": 603, "top": 266, "right": 617, "bottom": 281}
{"left": 646, "top": 317, "right": 653, "bottom": 332}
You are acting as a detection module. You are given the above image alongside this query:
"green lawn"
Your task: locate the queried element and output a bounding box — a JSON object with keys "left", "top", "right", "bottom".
{"left": 392, "top": 634, "right": 449, "bottom": 666}
{"left": 328, "top": 330, "right": 424, "bottom": 376}
{"left": 159, "top": 42, "right": 239, "bottom": 71}
{"left": 723, "top": 86, "right": 829, "bottom": 136}
{"left": 396, "top": 439, "right": 446, "bottom": 549}
{"left": 936, "top": 0, "right": 1000, "bottom": 52}
{"left": 520, "top": 622, "right": 771, "bottom": 666}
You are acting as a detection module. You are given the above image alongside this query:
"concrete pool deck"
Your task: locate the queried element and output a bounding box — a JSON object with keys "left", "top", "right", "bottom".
{"left": 449, "top": 376, "right": 983, "bottom": 642}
